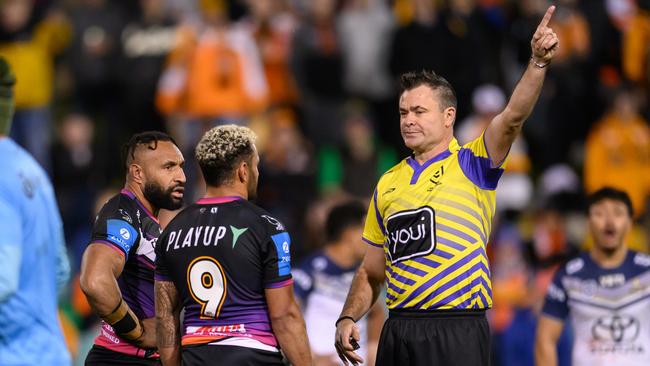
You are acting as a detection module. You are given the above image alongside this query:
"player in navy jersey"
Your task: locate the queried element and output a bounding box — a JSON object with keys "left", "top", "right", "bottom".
{"left": 155, "top": 125, "right": 311, "bottom": 366}
{"left": 293, "top": 201, "right": 384, "bottom": 366}
{"left": 536, "top": 188, "right": 650, "bottom": 366}
{"left": 80, "top": 131, "right": 185, "bottom": 365}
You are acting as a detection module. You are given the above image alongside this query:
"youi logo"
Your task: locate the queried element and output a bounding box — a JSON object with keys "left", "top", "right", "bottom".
{"left": 385, "top": 206, "right": 436, "bottom": 264}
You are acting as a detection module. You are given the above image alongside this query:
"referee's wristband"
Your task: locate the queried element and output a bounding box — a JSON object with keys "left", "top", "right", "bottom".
{"left": 335, "top": 316, "right": 356, "bottom": 327}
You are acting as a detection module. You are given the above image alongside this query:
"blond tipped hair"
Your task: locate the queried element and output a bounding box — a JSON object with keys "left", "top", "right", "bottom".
{"left": 195, "top": 125, "right": 257, "bottom": 186}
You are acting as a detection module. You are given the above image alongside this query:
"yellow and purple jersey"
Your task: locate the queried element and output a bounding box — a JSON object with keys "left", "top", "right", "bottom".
{"left": 363, "top": 134, "right": 505, "bottom": 310}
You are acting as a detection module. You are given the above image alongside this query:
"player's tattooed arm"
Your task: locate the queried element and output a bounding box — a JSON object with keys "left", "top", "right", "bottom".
{"left": 155, "top": 280, "right": 182, "bottom": 366}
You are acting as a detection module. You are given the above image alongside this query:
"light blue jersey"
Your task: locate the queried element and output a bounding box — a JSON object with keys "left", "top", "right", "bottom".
{"left": 0, "top": 138, "right": 71, "bottom": 365}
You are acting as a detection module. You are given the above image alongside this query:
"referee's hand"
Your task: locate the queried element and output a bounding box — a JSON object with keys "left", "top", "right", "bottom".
{"left": 335, "top": 319, "right": 363, "bottom": 365}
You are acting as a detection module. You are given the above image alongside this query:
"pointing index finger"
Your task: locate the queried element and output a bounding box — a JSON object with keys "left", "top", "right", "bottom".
{"left": 539, "top": 5, "right": 556, "bottom": 28}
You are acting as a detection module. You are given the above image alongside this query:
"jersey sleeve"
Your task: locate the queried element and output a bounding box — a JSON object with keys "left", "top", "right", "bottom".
{"left": 292, "top": 263, "right": 315, "bottom": 304}
{"left": 0, "top": 197, "right": 22, "bottom": 302}
{"left": 90, "top": 206, "right": 139, "bottom": 260}
{"left": 259, "top": 214, "right": 293, "bottom": 288}
{"left": 541, "top": 267, "right": 570, "bottom": 320}
{"left": 154, "top": 229, "right": 171, "bottom": 281}
{"left": 362, "top": 189, "right": 386, "bottom": 248}
{"left": 458, "top": 132, "right": 507, "bottom": 190}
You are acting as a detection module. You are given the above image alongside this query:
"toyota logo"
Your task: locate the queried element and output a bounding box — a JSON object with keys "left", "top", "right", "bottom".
{"left": 592, "top": 315, "right": 640, "bottom": 343}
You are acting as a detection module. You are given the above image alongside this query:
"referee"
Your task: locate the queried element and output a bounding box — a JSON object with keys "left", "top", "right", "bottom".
{"left": 335, "top": 6, "right": 559, "bottom": 366}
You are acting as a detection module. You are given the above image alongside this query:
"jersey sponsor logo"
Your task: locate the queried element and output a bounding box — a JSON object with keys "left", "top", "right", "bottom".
{"left": 385, "top": 206, "right": 436, "bottom": 264}
{"left": 590, "top": 315, "right": 644, "bottom": 354}
{"left": 599, "top": 273, "right": 626, "bottom": 287}
{"left": 165, "top": 226, "right": 228, "bottom": 252}
{"left": 634, "top": 253, "right": 650, "bottom": 267}
{"left": 262, "top": 215, "right": 285, "bottom": 231}
{"left": 271, "top": 232, "right": 291, "bottom": 276}
{"left": 566, "top": 258, "right": 584, "bottom": 275}
{"left": 229, "top": 226, "right": 248, "bottom": 248}
{"left": 119, "top": 209, "right": 133, "bottom": 224}
{"left": 547, "top": 282, "right": 566, "bottom": 302}
{"left": 106, "top": 219, "right": 138, "bottom": 253}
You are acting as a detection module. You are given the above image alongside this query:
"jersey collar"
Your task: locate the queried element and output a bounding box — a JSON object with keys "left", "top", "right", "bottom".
{"left": 196, "top": 196, "right": 244, "bottom": 205}
{"left": 406, "top": 138, "right": 458, "bottom": 184}
{"left": 120, "top": 188, "right": 159, "bottom": 223}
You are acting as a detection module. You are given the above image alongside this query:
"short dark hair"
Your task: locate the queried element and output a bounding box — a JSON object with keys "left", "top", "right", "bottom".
{"left": 121, "top": 131, "right": 177, "bottom": 169}
{"left": 326, "top": 201, "right": 366, "bottom": 242}
{"left": 587, "top": 187, "right": 634, "bottom": 217}
{"left": 195, "top": 125, "right": 256, "bottom": 187}
{"left": 400, "top": 70, "right": 457, "bottom": 110}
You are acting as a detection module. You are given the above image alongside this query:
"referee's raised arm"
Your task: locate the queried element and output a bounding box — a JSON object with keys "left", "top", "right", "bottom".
{"left": 484, "top": 5, "right": 559, "bottom": 166}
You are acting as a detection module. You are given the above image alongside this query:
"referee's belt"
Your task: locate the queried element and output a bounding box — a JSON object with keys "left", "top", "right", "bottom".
{"left": 389, "top": 308, "right": 486, "bottom": 319}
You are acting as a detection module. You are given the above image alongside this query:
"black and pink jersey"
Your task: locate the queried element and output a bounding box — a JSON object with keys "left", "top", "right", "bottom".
{"left": 155, "top": 196, "right": 293, "bottom": 352}
{"left": 89, "top": 189, "right": 160, "bottom": 358}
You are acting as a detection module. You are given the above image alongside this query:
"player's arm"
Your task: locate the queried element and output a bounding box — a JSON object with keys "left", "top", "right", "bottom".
{"left": 266, "top": 284, "right": 313, "bottom": 366}
{"left": 155, "top": 280, "right": 182, "bottom": 366}
{"left": 534, "top": 315, "right": 564, "bottom": 366}
{"left": 335, "top": 244, "right": 386, "bottom": 365}
{"left": 484, "top": 5, "right": 558, "bottom": 165}
{"left": 79, "top": 243, "right": 155, "bottom": 348}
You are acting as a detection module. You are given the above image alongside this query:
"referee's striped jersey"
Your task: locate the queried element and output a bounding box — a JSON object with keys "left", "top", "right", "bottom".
{"left": 363, "top": 133, "right": 505, "bottom": 310}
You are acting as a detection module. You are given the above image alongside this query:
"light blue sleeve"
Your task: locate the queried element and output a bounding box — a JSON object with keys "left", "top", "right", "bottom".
{"left": 55, "top": 225, "right": 70, "bottom": 295}
{"left": 0, "top": 197, "right": 22, "bottom": 302}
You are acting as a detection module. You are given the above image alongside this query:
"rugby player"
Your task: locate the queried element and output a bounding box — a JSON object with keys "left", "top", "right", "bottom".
{"left": 154, "top": 125, "right": 311, "bottom": 365}
{"left": 80, "top": 131, "right": 185, "bottom": 365}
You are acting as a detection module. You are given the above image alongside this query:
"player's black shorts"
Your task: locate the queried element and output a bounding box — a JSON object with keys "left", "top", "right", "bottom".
{"left": 376, "top": 308, "right": 490, "bottom": 366}
{"left": 182, "top": 344, "right": 284, "bottom": 366}
{"left": 85, "top": 345, "right": 160, "bottom": 366}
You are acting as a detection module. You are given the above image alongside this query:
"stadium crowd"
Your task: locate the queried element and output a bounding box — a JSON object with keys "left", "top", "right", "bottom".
{"left": 1, "top": 0, "right": 649, "bottom": 365}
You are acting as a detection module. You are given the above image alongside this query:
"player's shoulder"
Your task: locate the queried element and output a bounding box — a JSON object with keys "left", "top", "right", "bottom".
{"left": 244, "top": 201, "right": 288, "bottom": 234}
{"left": 295, "top": 250, "right": 327, "bottom": 272}
{"left": 558, "top": 252, "right": 590, "bottom": 277}
{"left": 95, "top": 192, "right": 139, "bottom": 224}
{"left": 630, "top": 250, "right": 650, "bottom": 270}
{"left": 376, "top": 158, "right": 409, "bottom": 187}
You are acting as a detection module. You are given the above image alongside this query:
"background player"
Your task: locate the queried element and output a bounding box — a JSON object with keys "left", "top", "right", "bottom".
{"left": 335, "top": 5, "right": 559, "bottom": 366}
{"left": 293, "top": 201, "right": 384, "bottom": 366}
{"left": 154, "top": 125, "right": 311, "bottom": 366}
{"left": 535, "top": 187, "right": 650, "bottom": 366}
{"left": 0, "top": 57, "right": 71, "bottom": 365}
{"left": 80, "top": 131, "right": 185, "bottom": 365}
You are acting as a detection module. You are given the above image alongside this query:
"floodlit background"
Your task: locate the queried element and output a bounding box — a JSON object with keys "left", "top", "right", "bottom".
{"left": 1, "top": 0, "right": 648, "bottom": 365}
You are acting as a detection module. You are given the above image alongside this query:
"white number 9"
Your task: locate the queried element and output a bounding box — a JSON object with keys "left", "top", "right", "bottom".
{"left": 187, "top": 256, "right": 227, "bottom": 319}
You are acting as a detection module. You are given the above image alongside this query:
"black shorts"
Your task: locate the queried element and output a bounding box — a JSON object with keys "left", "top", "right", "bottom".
{"left": 376, "top": 308, "right": 490, "bottom": 366}
{"left": 85, "top": 345, "right": 160, "bottom": 366}
{"left": 182, "top": 344, "right": 284, "bottom": 366}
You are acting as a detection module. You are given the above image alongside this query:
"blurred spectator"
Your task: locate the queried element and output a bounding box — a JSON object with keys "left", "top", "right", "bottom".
{"left": 51, "top": 113, "right": 99, "bottom": 271}
{"left": 458, "top": 84, "right": 533, "bottom": 212}
{"left": 623, "top": 0, "right": 650, "bottom": 103}
{"left": 338, "top": 0, "right": 396, "bottom": 149}
{"left": 584, "top": 86, "right": 650, "bottom": 217}
{"left": 254, "top": 106, "right": 317, "bottom": 256}
{"left": 290, "top": 0, "right": 345, "bottom": 145}
{"left": 0, "top": 0, "right": 71, "bottom": 172}
{"left": 318, "top": 102, "right": 396, "bottom": 198}
{"left": 66, "top": 0, "right": 126, "bottom": 183}
{"left": 292, "top": 201, "right": 384, "bottom": 366}
{"left": 157, "top": 0, "right": 268, "bottom": 200}
{"left": 118, "top": 0, "right": 178, "bottom": 133}
{"left": 242, "top": 0, "right": 299, "bottom": 106}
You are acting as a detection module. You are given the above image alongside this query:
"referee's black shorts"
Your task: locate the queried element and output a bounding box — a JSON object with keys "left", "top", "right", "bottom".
{"left": 376, "top": 308, "right": 490, "bottom": 366}
{"left": 182, "top": 344, "right": 284, "bottom": 366}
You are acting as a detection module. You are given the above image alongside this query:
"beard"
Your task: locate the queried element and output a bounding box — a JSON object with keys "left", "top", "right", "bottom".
{"left": 144, "top": 181, "right": 184, "bottom": 210}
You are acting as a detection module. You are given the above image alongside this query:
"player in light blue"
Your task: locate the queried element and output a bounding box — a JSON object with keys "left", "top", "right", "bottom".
{"left": 0, "top": 57, "right": 71, "bottom": 365}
